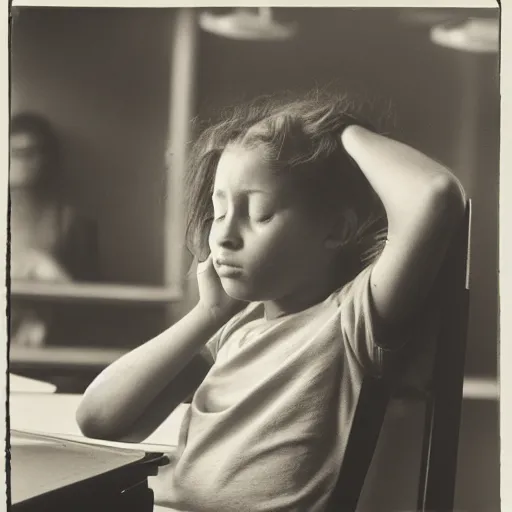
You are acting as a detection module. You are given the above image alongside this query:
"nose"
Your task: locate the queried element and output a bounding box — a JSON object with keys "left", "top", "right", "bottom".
{"left": 213, "top": 214, "right": 243, "bottom": 251}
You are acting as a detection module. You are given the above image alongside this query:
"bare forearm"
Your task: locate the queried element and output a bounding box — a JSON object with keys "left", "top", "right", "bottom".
{"left": 341, "top": 125, "right": 465, "bottom": 238}
{"left": 76, "top": 303, "right": 225, "bottom": 439}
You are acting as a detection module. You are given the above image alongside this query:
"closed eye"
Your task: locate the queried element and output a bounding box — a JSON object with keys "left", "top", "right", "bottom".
{"left": 211, "top": 202, "right": 226, "bottom": 222}
{"left": 255, "top": 214, "right": 274, "bottom": 223}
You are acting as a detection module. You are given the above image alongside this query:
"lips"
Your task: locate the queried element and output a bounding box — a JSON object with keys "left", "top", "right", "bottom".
{"left": 215, "top": 257, "right": 243, "bottom": 277}
{"left": 215, "top": 256, "right": 242, "bottom": 269}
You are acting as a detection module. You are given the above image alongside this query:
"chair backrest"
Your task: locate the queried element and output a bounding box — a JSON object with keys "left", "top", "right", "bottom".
{"left": 416, "top": 199, "right": 472, "bottom": 512}
{"left": 325, "top": 200, "right": 472, "bottom": 512}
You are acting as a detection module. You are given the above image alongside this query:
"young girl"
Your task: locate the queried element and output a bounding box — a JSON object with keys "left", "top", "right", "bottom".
{"left": 76, "top": 91, "right": 465, "bottom": 512}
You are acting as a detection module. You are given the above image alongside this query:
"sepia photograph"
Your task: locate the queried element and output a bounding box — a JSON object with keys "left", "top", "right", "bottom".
{"left": 7, "top": 4, "right": 500, "bottom": 512}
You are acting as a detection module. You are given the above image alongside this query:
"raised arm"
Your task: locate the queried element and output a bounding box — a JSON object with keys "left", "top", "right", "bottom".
{"left": 341, "top": 125, "right": 466, "bottom": 327}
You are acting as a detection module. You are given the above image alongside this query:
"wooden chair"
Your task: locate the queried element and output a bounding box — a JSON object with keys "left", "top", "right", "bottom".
{"left": 325, "top": 200, "right": 472, "bottom": 512}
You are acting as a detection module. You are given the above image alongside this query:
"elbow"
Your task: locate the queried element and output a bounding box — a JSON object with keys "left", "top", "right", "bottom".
{"left": 75, "top": 397, "right": 122, "bottom": 441}
{"left": 427, "top": 173, "right": 466, "bottom": 224}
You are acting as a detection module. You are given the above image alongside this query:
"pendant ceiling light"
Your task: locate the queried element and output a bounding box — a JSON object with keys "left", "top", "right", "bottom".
{"left": 199, "top": 7, "right": 298, "bottom": 41}
{"left": 398, "top": 9, "right": 498, "bottom": 54}
{"left": 430, "top": 18, "right": 499, "bottom": 53}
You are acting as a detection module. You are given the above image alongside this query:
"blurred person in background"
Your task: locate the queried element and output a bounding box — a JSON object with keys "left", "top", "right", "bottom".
{"left": 9, "top": 112, "right": 99, "bottom": 347}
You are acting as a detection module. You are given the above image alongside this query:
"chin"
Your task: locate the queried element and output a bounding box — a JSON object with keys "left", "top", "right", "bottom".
{"left": 221, "top": 278, "right": 264, "bottom": 302}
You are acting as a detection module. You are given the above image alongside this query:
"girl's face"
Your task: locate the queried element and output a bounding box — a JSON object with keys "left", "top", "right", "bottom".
{"left": 209, "top": 144, "right": 335, "bottom": 306}
{"left": 9, "top": 132, "right": 44, "bottom": 188}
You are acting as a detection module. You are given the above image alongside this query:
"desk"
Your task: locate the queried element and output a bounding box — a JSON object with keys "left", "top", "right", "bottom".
{"left": 10, "top": 393, "right": 189, "bottom": 511}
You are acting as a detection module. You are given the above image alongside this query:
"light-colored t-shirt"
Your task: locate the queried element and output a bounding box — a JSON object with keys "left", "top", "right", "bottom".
{"left": 149, "top": 264, "right": 426, "bottom": 512}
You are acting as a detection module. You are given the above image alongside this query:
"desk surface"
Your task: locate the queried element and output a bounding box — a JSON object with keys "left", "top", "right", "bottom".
{"left": 11, "top": 430, "right": 147, "bottom": 505}
{"left": 10, "top": 393, "right": 185, "bottom": 510}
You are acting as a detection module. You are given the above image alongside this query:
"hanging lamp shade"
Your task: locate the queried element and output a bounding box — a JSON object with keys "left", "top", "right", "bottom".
{"left": 199, "top": 7, "right": 298, "bottom": 41}
{"left": 430, "top": 18, "right": 499, "bottom": 53}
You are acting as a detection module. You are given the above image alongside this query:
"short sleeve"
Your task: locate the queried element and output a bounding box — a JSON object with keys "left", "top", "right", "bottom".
{"left": 202, "top": 306, "right": 250, "bottom": 363}
{"left": 337, "top": 263, "right": 408, "bottom": 377}
{"left": 337, "top": 263, "right": 441, "bottom": 387}
{"left": 203, "top": 324, "right": 227, "bottom": 363}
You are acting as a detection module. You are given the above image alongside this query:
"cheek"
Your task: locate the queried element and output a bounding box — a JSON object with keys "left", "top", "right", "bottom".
{"left": 247, "top": 223, "right": 321, "bottom": 277}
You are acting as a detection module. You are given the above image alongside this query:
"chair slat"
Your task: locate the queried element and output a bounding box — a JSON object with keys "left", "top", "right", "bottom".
{"left": 417, "top": 201, "right": 472, "bottom": 512}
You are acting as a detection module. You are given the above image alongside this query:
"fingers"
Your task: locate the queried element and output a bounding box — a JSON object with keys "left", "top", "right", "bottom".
{"left": 196, "top": 254, "right": 213, "bottom": 275}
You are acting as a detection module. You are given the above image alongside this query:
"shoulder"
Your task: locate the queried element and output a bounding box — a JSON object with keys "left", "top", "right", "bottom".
{"left": 332, "top": 263, "right": 390, "bottom": 372}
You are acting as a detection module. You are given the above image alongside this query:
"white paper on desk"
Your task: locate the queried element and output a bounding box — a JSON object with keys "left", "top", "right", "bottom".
{"left": 10, "top": 393, "right": 189, "bottom": 452}
{"left": 14, "top": 431, "right": 177, "bottom": 454}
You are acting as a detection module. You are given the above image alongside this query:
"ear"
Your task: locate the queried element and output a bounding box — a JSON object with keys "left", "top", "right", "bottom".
{"left": 324, "top": 208, "right": 358, "bottom": 250}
